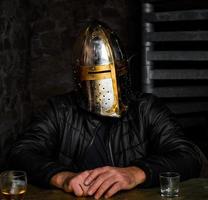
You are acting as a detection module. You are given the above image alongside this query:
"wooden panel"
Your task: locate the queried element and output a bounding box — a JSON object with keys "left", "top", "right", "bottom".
{"left": 145, "top": 10, "right": 208, "bottom": 22}
{"left": 150, "top": 69, "right": 208, "bottom": 80}
{"left": 152, "top": 86, "right": 208, "bottom": 97}
{"left": 145, "top": 31, "right": 208, "bottom": 42}
{"left": 148, "top": 51, "right": 208, "bottom": 61}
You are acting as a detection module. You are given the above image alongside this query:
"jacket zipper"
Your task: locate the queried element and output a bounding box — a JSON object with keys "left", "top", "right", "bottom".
{"left": 108, "top": 129, "right": 115, "bottom": 166}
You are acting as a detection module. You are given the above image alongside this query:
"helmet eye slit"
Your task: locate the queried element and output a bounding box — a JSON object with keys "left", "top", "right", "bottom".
{"left": 88, "top": 70, "right": 111, "bottom": 74}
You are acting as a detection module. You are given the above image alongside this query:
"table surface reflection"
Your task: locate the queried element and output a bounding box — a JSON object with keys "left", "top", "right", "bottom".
{"left": 25, "top": 178, "right": 208, "bottom": 200}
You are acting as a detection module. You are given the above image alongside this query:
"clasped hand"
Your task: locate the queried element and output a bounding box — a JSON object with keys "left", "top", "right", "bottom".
{"left": 62, "top": 166, "right": 146, "bottom": 199}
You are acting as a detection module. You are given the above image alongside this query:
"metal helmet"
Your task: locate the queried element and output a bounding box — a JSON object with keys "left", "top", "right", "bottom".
{"left": 73, "top": 21, "right": 129, "bottom": 117}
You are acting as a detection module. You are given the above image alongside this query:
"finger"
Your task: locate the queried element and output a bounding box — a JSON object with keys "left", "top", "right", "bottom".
{"left": 104, "top": 182, "right": 121, "bottom": 198}
{"left": 87, "top": 172, "right": 113, "bottom": 196}
{"left": 64, "top": 181, "right": 84, "bottom": 196}
{"left": 63, "top": 179, "right": 73, "bottom": 193}
{"left": 80, "top": 170, "right": 92, "bottom": 181}
{"left": 71, "top": 172, "right": 91, "bottom": 196}
{"left": 85, "top": 166, "right": 111, "bottom": 185}
{"left": 80, "top": 183, "right": 90, "bottom": 196}
{"left": 71, "top": 183, "right": 84, "bottom": 197}
{"left": 94, "top": 177, "right": 117, "bottom": 199}
{"left": 81, "top": 170, "right": 93, "bottom": 186}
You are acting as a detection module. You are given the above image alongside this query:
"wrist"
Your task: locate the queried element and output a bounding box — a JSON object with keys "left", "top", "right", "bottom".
{"left": 128, "top": 166, "right": 146, "bottom": 185}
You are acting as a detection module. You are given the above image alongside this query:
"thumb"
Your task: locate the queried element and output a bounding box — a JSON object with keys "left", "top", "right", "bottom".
{"left": 63, "top": 178, "right": 73, "bottom": 193}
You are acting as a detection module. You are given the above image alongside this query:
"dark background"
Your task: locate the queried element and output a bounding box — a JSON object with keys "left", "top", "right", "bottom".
{"left": 0, "top": 0, "right": 141, "bottom": 169}
{"left": 0, "top": 0, "right": 207, "bottom": 170}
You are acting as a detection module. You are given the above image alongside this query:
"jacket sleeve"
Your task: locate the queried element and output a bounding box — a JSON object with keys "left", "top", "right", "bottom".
{"left": 132, "top": 94, "right": 203, "bottom": 187}
{"left": 8, "top": 98, "right": 70, "bottom": 187}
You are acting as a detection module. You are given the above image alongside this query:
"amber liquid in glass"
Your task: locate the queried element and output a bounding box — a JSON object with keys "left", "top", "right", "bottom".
{"left": 1, "top": 189, "right": 26, "bottom": 200}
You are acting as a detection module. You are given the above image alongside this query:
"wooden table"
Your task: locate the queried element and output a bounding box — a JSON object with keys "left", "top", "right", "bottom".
{"left": 25, "top": 178, "right": 208, "bottom": 200}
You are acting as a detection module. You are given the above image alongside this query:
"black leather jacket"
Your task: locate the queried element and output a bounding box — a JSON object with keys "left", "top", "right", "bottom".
{"left": 9, "top": 91, "right": 202, "bottom": 187}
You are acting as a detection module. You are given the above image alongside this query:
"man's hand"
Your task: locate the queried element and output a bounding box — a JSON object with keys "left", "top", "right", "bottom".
{"left": 50, "top": 166, "right": 146, "bottom": 199}
{"left": 63, "top": 171, "right": 92, "bottom": 196}
{"left": 50, "top": 171, "right": 91, "bottom": 196}
{"left": 84, "top": 166, "right": 146, "bottom": 199}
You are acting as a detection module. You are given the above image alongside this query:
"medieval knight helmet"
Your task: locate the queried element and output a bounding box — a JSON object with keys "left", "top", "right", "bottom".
{"left": 73, "top": 21, "right": 129, "bottom": 117}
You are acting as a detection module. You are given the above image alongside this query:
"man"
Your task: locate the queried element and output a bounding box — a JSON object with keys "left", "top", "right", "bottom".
{"left": 9, "top": 21, "right": 202, "bottom": 199}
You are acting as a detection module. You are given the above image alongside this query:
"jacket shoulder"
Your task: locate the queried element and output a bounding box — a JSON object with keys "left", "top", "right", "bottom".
{"left": 129, "top": 92, "right": 169, "bottom": 118}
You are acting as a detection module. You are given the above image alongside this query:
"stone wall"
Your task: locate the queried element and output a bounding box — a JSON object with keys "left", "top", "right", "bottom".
{"left": 0, "top": 0, "right": 30, "bottom": 169}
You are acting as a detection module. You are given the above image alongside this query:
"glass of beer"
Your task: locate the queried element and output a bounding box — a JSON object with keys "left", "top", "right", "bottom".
{"left": 0, "top": 171, "right": 27, "bottom": 200}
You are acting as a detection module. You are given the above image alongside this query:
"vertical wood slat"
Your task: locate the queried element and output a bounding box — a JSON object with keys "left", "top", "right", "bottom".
{"left": 142, "top": 3, "right": 154, "bottom": 93}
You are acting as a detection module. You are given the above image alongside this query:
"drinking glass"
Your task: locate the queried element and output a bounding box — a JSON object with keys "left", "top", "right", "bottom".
{"left": 0, "top": 171, "right": 27, "bottom": 200}
{"left": 160, "top": 172, "right": 180, "bottom": 198}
